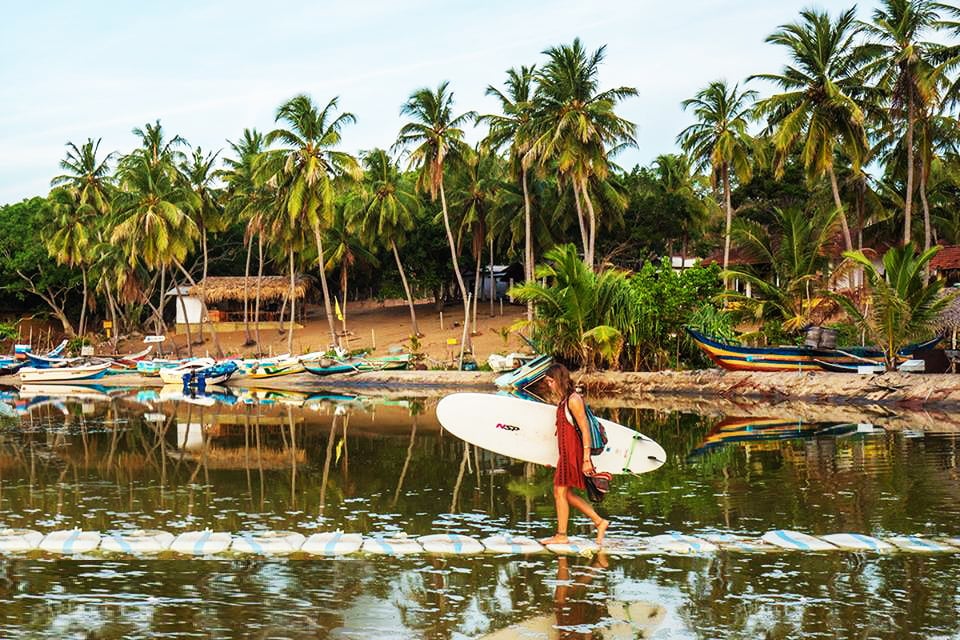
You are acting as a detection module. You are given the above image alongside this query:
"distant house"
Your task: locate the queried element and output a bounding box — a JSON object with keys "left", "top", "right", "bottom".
{"left": 702, "top": 248, "right": 768, "bottom": 298}
{"left": 166, "top": 275, "right": 314, "bottom": 334}
{"left": 465, "top": 263, "right": 525, "bottom": 301}
{"left": 930, "top": 245, "right": 960, "bottom": 285}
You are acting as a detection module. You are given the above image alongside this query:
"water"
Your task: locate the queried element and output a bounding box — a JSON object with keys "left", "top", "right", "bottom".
{"left": 0, "top": 385, "right": 959, "bottom": 638}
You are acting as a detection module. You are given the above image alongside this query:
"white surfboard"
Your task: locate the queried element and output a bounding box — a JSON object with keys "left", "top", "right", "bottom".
{"left": 361, "top": 534, "right": 422, "bottom": 556}
{"left": 231, "top": 531, "right": 305, "bottom": 555}
{"left": 820, "top": 533, "right": 894, "bottom": 552}
{"left": 702, "top": 533, "right": 779, "bottom": 553}
{"left": 418, "top": 533, "right": 485, "bottom": 555}
{"left": 436, "top": 393, "right": 666, "bottom": 475}
{"left": 0, "top": 528, "right": 43, "bottom": 553}
{"left": 301, "top": 532, "right": 364, "bottom": 556}
{"left": 886, "top": 535, "right": 957, "bottom": 553}
{"left": 646, "top": 533, "right": 717, "bottom": 554}
{"left": 481, "top": 535, "right": 546, "bottom": 555}
{"left": 170, "top": 530, "right": 233, "bottom": 555}
{"left": 761, "top": 530, "right": 837, "bottom": 552}
{"left": 39, "top": 529, "right": 101, "bottom": 554}
{"left": 544, "top": 536, "right": 599, "bottom": 555}
{"left": 100, "top": 529, "right": 174, "bottom": 554}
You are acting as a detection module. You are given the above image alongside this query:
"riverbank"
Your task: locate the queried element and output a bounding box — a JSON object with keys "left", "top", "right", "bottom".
{"left": 5, "top": 368, "right": 960, "bottom": 411}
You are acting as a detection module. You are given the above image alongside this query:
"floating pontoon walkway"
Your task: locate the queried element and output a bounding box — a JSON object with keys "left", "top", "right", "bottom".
{"left": 1, "top": 528, "right": 959, "bottom": 557}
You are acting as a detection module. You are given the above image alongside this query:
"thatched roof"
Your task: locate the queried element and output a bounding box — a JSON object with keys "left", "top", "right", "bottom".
{"left": 936, "top": 288, "right": 960, "bottom": 331}
{"left": 189, "top": 276, "right": 313, "bottom": 304}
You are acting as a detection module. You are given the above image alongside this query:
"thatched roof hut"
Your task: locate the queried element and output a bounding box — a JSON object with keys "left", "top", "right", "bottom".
{"left": 936, "top": 288, "right": 960, "bottom": 333}
{"left": 189, "top": 276, "right": 313, "bottom": 304}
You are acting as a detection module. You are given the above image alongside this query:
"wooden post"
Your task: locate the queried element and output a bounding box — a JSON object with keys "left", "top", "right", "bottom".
{"left": 439, "top": 312, "right": 444, "bottom": 330}
{"left": 508, "top": 279, "right": 514, "bottom": 303}
{"left": 371, "top": 329, "right": 376, "bottom": 350}
{"left": 458, "top": 294, "right": 471, "bottom": 370}
{"left": 499, "top": 299, "right": 503, "bottom": 317}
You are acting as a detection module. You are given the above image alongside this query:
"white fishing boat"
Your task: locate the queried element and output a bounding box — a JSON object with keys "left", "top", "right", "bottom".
{"left": 158, "top": 359, "right": 216, "bottom": 385}
{"left": 19, "top": 362, "right": 112, "bottom": 383}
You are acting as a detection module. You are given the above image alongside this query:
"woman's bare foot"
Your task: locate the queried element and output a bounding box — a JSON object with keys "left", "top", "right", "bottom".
{"left": 595, "top": 519, "right": 609, "bottom": 545}
{"left": 540, "top": 534, "right": 569, "bottom": 545}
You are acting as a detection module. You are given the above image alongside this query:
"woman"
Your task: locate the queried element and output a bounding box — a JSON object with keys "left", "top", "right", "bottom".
{"left": 540, "top": 363, "right": 609, "bottom": 546}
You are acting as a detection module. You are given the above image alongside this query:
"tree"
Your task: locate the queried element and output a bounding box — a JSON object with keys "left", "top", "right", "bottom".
{"left": 678, "top": 80, "right": 757, "bottom": 275}
{"left": 722, "top": 206, "right": 840, "bottom": 333}
{"left": 529, "top": 38, "right": 638, "bottom": 269}
{"left": 482, "top": 65, "right": 537, "bottom": 320}
{"left": 219, "top": 128, "right": 268, "bottom": 348}
{"left": 397, "top": 81, "right": 475, "bottom": 350}
{"left": 860, "top": 0, "right": 942, "bottom": 246}
{"left": 49, "top": 137, "right": 116, "bottom": 338}
{"left": 835, "top": 243, "right": 951, "bottom": 369}
{"left": 262, "top": 94, "right": 363, "bottom": 351}
{"left": 352, "top": 149, "right": 423, "bottom": 337}
{"left": 753, "top": 7, "right": 871, "bottom": 253}
{"left": 324, "top": 202, "right": 377, "bottom": 335}
{"left": 112, "top": 153, "right": 200, "bottom": 354}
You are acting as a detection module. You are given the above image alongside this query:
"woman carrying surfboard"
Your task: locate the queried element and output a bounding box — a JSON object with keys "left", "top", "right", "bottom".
{"left": 540, "top": 364, "right": 609, "bottom": 546}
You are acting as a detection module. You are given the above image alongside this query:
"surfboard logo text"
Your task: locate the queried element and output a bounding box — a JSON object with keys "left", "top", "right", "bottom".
{"left": 495, "top": 423, "right": 519, "bottom": 432}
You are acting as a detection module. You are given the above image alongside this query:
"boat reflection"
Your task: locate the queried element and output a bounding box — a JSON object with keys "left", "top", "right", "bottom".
{"left": 689, "top": 416, "right": 883, "bottom": 458}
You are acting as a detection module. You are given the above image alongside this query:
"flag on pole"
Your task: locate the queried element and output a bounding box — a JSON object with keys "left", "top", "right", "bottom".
{"left": 334, "top": 297, "right": 344, "bottom": 321}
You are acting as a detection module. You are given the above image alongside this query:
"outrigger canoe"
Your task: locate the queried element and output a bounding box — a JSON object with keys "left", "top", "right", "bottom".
{"left": 301, "top": 354, "right": 411, "bottom": 377}
{"left": 686, "top": 329, "right": 940, "bottom": 372}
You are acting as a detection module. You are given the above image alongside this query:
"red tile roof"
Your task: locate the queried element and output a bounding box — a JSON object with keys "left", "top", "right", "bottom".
{"left": 930, "top": 245, "right": 960, "bottom": 271}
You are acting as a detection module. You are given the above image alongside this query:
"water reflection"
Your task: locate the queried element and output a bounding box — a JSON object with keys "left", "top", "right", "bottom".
{"left": 0, "top": 385, "right": 958, "bottom": 638}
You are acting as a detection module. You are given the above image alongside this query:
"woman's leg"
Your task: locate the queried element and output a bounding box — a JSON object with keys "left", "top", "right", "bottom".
{"left": 567, "top": 491, "right": 610, "bottom": 544}
{"left": 541, "top": 485, "right": 571, "bottom": 544}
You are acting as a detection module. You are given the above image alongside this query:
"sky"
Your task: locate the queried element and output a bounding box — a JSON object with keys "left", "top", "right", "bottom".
{"left": 0, "top": 0, "right": 862, "bottom": 205}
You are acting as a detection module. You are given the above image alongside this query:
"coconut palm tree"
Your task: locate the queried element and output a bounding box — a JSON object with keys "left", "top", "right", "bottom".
{"left": 261, "top": 94, "right": 363, "bottom": 351}
{"left": 860, "top": 0, "right": 942, "bottom": 246}
{"left": 722, "top": 206, "right": 841, "bottom": 333}
{"left": 49, "top": 138, "right": 116, "bottom": 338}
{"left": 529, "top": 38, "right": 638, "bottom": 269}
{"left": 112, "top": 153, "right": 200, "bottom": 355}
{"left": 219, "top": 128, "right": 268, "bottom": 347}
{"left": 481, "top": 65, "right": 537, "bottom": 319}
{"left": 352, "top": 149, "right": 423, "bottom": 337}
{"left": 396, "top": 81, "right": 475, "bottom": 349}
{"left": 678, "top": 80, "right": 757, "bottom": 274}
{"left": 835, "top": 243, "right": 951, "bottom": 368}
{"left": 752, "top": 7, "right": 871, "bottom": 253}
{"left": 324, "top": 202, "right": 377, "bottom": 336}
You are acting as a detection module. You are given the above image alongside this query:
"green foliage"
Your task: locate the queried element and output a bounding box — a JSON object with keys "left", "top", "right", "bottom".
{"left": 511, "top": 244, "right": 722, "bottom": 370}
{"left": 0, "top": 322, "right": 18, "bottom": 341}
{"left": 834, "top": 243, "right": 951, "bottom": 368}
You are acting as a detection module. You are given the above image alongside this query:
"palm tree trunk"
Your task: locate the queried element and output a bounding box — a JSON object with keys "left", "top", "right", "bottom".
{"left": 311, "top": 224, "right": 339, "bottom": 349}
{"left": 580, "top": 177, "right": 598, "bottom": 269}
{"left": 521, "top": 167, "right": 533, "bottom": 322}
{"left": 243, "top": 237, "right": 253, "bottom": 346}
{"left": 392, "top": 241, "right": 420, "bottom": 337}
{"left": 439, "top": 178, "right": 471, "bottom": 351}
{"left": 472, "top": 242, "right": 482, "bottom": 333}
{"left": 571, "top": 180, "right": 590, "bottom": 267}
{"left": 904, "top": 99, "right": 916, "bottom": 246}
{"left": 340, "top": 262, "right": 348, "bottom": 336}
{"left": 828, "top": 166, "right": 854, "bottom": 252}
{"left": 255, "top": 236, "right": 263, "bottom": 355}
{"left": 722, "top": 163, "right": 732, "bottom": 274}
{"left": 287, "top": 250, "right": 296, "bottom": 353}
{"left": 489, "top": 236, "right": 495, "bottom": 317}
{"left": 157, "top": 266, "right": 166, "bottom": 337}
{"left": 174, "top": 260, "right": 223, "bottom": 357}
{"left": 104, "top": 279, "right": 120, "bottom": 351}
{"left": 921, "top": 150, "right": 932, "bottom": 284}
{"left": 78, "top": 266, "right": 88, "bottom": 338}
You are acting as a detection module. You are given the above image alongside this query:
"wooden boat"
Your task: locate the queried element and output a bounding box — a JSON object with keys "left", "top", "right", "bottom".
{"left": 137, "top": 359, "right": 186, "bottom": 376}
{"left": 301, "top": 354, "right": 411, "bottom": 377}
{"left": 686, "top": 329, "right": 940, "bottom": 372}
{"left": 159, "top": 359, "right": 238, "bottom": 386}
{"left": 18, "top": 362, "right": 111, "bottom": 383}
{"left": 494, "top": 354, "right": 553, "bottom": 389}
{"left": 107, "top": 346, "right": 154, "bottom": 368}
{"left": 232, "top": 357, "right": 304, "bottom": 379}
{"left": 814, "top": 360, "right": 886, "bottom": 374}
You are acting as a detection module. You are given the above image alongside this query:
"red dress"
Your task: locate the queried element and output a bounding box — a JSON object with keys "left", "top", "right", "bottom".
{"left": 554, "top": 398, "right": 586, "bottom": 489}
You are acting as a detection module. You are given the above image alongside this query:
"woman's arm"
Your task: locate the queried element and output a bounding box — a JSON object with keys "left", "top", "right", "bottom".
{"left": 567, "top": 393, "right": 594, "bottom": 473}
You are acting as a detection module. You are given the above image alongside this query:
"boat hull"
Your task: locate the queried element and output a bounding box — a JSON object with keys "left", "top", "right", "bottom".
{"left": 19, "top": 363, "right": 111, "bottom": 382}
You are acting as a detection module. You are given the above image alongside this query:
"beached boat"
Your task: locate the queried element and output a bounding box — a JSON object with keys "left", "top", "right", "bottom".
{"left": 813, "top": 360, "right": 886, "bottom": 374}
{"left": 494, "top": 354, "right": 553, "bottom": 389}
{"left": 232, "top": 357, "right": 304, "bottom": 379}
{"left": 19, "top": 362, "right": 111, "bottom": 383}
{"left": 159, "top": 359, "right": 237, "bottom": 387}
{"left": 686, "top": 329, "right": 940, "bottom": 372}
{"left": 137, "top": 359, "right": 186, "bottom": 376}
{"left": 301, "top": 354, "right": 411, "bottom": 377}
